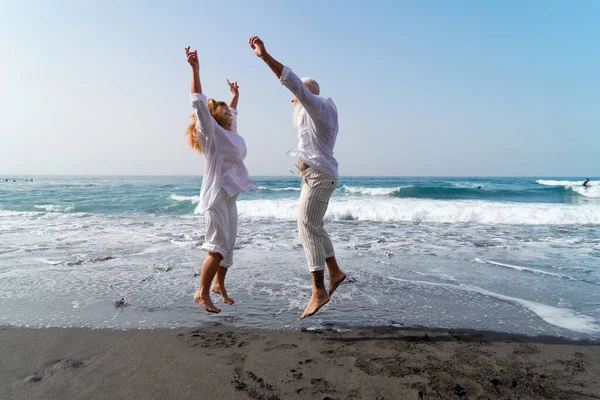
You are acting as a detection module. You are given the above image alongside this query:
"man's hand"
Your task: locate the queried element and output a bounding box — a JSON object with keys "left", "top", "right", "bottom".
{"left": 185, "top": 46, "right": 199, "bottom": 70}
{"left": 227, "top": 79, "right": 239, "bottom": 96}
{"left": 249, "top": 36, "right": 267, "bottom": 58}
{"left": 249, "top": 35, "right": 284, "bottom": 79}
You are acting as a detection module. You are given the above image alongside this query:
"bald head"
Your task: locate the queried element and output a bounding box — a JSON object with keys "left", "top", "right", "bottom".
{"left": 301, "top": 77, "right": 320, "bottom": 95}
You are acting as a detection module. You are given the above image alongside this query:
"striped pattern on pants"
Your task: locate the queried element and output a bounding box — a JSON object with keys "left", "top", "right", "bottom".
{"left": 298, "top": 167, "right": 338, "bottom": 272}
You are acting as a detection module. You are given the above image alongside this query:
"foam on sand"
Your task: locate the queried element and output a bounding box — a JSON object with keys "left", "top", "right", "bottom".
{"left": 387, "top": 276, "right": 600, "bottom": 334}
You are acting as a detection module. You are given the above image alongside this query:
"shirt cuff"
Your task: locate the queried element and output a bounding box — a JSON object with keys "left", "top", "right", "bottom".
{"left": 229, "top": 107, "right": 238, "bottom": 116}
{"left": 279, "top": 65, "right": 292, "bottom": 84}
{"left": 190, "top": 93, "right": 207, "bottom": 103}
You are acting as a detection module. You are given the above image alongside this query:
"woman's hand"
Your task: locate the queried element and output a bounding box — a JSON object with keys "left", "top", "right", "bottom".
{"left": 185, "top": 46, "right": 199, "bottom": 70}
{"left": 227, "top": 79, "right": 239, "bottom": 96}
{"left": 227, "top": 79, "right": 240, "bottom": 109}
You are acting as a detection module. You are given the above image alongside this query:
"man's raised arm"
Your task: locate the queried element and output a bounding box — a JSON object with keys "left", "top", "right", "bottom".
{"left": 249, "top": 36, "right": 284, "bottom": 78}
{"left": 249, "top": 36, "right": 322, "bottom": 118}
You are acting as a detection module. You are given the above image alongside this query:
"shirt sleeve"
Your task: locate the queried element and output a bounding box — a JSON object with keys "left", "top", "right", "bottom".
{"left": 279, "top": 65, "right": 322, "bottom": 120}
{"left": 229, "top": 107, "right": 238, "bottom": 133}
{"left": 190, "top": 93, "right": 216, "bottom": 138}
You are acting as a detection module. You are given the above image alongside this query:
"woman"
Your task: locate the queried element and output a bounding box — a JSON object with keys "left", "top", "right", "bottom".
{"left": 185, "top": 46, "right": 255, "bottom": 313}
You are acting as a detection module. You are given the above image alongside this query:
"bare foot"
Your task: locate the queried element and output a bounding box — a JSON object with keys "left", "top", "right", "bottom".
{"left": 193, "top": 291, "right": 221, "bottom": 313}
{"left": 300, "top": 291, "right": 330, "bottom": 319}
{"left": 211, "top": 285, "right": 235, "bottom": 305}
{"left": 329, "top": 272, "right": 346, "bottom": 296}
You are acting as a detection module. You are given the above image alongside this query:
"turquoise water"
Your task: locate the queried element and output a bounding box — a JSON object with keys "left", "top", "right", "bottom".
{"left": 1, "top": 176, "right": 599, "bottom": 339}
{"left": 1, "top": 176, "right": 599, "bottom": 216}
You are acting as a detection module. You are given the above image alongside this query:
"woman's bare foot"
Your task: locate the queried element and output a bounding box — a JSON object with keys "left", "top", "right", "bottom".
{"left": 193, "top": 291, "right": 221, "bottom": 313}
{"left": 211, "top": 285, "right": 235, "bottom": 305}
{"left": 300, "top": 290, "right": 330, "bottom": 319}
{"left": 329, "top": 272, "right": 346, "bottom": 296}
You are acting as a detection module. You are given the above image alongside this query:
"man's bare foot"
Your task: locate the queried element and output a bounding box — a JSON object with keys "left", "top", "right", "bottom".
{"left": 193, "top": 291, "right": 221, "bottom": 313}
{"left": 329, "top": 272, "right": 346, "bottom": 296}
{"left": 211, "top": 285, "right": 235, "bottom": 305}
{"left": 300, "top": 291, "right": 330, "bottom": 319}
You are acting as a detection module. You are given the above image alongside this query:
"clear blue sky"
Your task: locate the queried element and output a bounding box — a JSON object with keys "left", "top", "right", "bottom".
{"left": 1, "top": 0, "right": 598, "bottom": 176}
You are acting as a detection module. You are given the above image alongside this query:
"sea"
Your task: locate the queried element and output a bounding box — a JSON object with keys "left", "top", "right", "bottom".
{"left": 1, "top": 176, "right": 599, "bottom": 340}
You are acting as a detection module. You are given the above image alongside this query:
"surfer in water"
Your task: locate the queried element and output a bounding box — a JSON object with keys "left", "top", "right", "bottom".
{"left": 583, "top": 178, "right": 590, "bottom": 188}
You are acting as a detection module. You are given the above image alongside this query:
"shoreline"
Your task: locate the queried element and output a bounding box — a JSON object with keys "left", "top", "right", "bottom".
{"left": 2, "top": 325, "right": 598, "bottom": 399}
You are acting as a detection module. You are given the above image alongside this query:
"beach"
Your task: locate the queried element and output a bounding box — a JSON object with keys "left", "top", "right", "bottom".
{"left": 1, "top": 325, "right": 599, "bottom": 399}
{"left": 2, "top": 176, "right": 600, "bottom": 398}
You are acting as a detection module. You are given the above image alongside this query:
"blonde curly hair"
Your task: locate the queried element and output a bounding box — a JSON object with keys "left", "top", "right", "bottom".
{"left": 185, "top": 99, "right": 234, "bottom": 154}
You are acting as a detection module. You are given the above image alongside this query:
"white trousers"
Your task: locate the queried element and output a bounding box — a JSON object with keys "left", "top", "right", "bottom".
{"left": 298, "top": 168, "right": 338, "bottom": 272}
{"left": 202, "top": 189, "right": 238, "bottom": 268}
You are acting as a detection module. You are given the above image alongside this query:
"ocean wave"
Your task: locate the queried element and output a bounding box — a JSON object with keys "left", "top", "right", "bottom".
{"left": 342, "top": 186, "right": 408, "bottom": 196}
{"left": 170, "top": 194, "right": 201, "bottom": 203}
{"left": 473, "top": 258, "right": 597, "bottom": 284}
{"left": 537, "top": 179, "right": 598, "bottom": 186}
{"left": 572, "top": 186, "right": 600, "bottom": 198}
{"left": 536, "top": 180, "right": 600, "bottom": 198}
{"left": 387, "top": 276, "right": 599, "bottom": 334}
{"left": 230, "top": 198, "right": 600, "bottom": 225}
{"left": 258, "top": 186, "right": 301, "bottom": 192}
{"left": 0, "top": 210, "right": 44, "bottom": 217}
{"left": 37, "top": 259, "right": 64, "bottom": 265}
{"left": 34, "top": 204, "right": 74, "bottom": 212}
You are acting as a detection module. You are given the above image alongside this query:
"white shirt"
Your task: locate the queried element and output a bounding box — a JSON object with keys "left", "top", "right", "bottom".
{"left": 190, "top": 93, "right": 256, "bottom": 213}
{"left": 280, "top": 65, "right": 339, "bottom": 178}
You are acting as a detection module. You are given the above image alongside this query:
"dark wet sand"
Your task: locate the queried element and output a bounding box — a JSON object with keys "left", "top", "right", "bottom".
{"left": 1, "top": 326, "right": 599, "bottom": 399}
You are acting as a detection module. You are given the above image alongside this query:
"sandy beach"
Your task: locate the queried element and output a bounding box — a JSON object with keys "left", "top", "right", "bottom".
{"left": 1, "top": 326, "right": 598, "bottom": 400}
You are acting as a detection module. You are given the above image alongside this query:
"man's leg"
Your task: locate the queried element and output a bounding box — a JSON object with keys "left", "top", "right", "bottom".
{"left": 326, "top": 255, "right": 346, "bottom": 296}
{"left": 320, "top": 225, "right": 345, "bottom": 295}
{"left": 298, "top": 172, "right": 336, "bottom": 318}
{"left": 300, "top": 270, "right": 329, "bottom": 319}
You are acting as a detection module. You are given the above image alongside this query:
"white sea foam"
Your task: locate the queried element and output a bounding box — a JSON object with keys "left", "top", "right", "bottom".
{"left": 387, "top": 276, "right": 599, "bottom": 334}
{"left": 170, "top": 194, "right": 201, "bottom": 203}
{"left": 451, "top": 182, "right": 483, "bottom": 189}
{"left": 0, "top": 210, "right": 44, "bottom": 217}
{"left": 233, "top": 198, "right": 600, "bottom": 225}
{"left": 34, "top": 205, "right": 74, "bottom": 212}
{"left": 343, "top": 185, "right": 408, "bottom": 196}
{"left": 259, "top": 186, "right": 301, "bottom": 192}
{"left": 537, "top": 180, "right": 600, "bottom": 198}
{"left": 537, "top": 179, "right": 598, "bottom": 186}
{"left": 37, "top": 259, "right": 64, "bottom": 265}
{"left": 572, "top": 186, "right": 600, "bottom": 198}
{"left": 473, "top": 258, "right": 580, "bottom": 281}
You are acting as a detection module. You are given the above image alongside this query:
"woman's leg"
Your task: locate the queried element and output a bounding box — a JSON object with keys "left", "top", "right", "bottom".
{"left": 195, "top": 190, "right": 229, "bottom": 313}
{"left": 194, "top": 252, "right": 223, "bottom": 313}
{"left": 212, "top": 266, "right": 234, "bottom": 304}
{"left": 212, "top": 195, "right": 237, "bottom": 305}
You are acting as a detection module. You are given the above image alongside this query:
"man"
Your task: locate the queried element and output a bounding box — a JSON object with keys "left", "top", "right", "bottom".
{"left": 583, "top": 178, "right": 590, "bottom": 188}
{"left": 249, "top": 36, "right": 346, "bottom": 319}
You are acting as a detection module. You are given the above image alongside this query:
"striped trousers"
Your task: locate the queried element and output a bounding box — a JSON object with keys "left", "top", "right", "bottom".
{"left": 298, "top": 167, "right": 338, "bottom": 272}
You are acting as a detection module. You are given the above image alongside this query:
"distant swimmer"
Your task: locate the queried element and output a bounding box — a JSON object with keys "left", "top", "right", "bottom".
{"left": 477, "top": 186, "right": 482, "bottom": 189}
{"left": 583, "top": 178, "right": 590, "bottom": 188}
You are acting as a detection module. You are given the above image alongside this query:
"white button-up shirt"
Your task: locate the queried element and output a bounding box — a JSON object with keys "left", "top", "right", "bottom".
{"left": 280, "top": 65, "right": 339, "bottom": 178}
{"left": 190, "top": 93, "right": 256, "bottom": 213}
